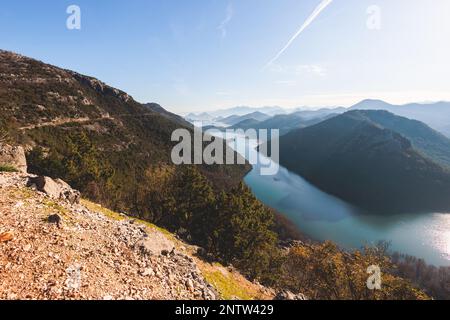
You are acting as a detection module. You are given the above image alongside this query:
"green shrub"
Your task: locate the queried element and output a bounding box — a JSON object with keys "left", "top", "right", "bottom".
{"left": 0, "top": 165, "right": 18, "bottom": 172}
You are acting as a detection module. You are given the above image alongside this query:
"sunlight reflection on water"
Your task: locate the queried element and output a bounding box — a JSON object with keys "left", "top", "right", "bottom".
{"left": 218, "top": 132, "right": 450, "bottom": 266}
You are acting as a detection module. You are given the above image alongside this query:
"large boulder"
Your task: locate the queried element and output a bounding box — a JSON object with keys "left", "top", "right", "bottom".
{"left": 27, "top": 176, "right": 80, "bottom": 204}
{"left": 0, "top": 144, "right": 27, "bottom": 173}
{"left": 134, "top": 231, "right": 175, "bottom": 256}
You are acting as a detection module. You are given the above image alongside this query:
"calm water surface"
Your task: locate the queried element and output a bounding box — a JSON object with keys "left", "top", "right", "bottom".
{"left": 223, "top": 133, "right": 450, "bottom": 266}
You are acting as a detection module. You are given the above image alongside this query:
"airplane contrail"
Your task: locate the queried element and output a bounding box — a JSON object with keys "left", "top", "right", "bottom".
{"left": 264, "top": 0, "right": 333, "bottom": 69}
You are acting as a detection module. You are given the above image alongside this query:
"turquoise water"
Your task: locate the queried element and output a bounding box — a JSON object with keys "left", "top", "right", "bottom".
{"left": 224, "top": 133, "right": 450, "bottom": 266}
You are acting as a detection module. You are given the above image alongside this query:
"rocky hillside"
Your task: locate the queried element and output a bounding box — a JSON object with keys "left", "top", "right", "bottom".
{"left": 0, "top": 171, "right": 274, "bottom": 300}
{"left": 0, "top": 49, "right": 248, "bottom": 215}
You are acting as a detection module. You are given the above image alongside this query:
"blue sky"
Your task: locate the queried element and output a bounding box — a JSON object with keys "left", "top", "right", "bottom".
{"left": 1, "top": 0, "right": 450, "bottom": 113}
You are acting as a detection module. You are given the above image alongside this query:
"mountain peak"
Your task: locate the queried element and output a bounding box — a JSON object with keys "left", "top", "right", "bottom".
{"left": 350, "top": 99, "right": 393, "bottom": 110}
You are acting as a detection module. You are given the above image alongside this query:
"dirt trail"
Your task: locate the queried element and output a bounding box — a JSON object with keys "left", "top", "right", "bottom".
{"left": 18, "top": 113, "right": 164, "bottom": 131}
{"left": 18, "top": 115, "right": 113, "bottom": 131}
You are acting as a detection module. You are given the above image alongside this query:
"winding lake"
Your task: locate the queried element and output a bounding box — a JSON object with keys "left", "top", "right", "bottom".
{"left": 224, "top": 133, "right": 450, "bottom": 267}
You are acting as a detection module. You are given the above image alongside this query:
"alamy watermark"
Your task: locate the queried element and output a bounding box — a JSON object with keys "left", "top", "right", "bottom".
{"left": 65, "top": 263, "right": 82, "bottom": 291}
{"left": 367, "top": 265, "right": 382, "bottom": 290}
{"left": 367, "top": 5, "right": 382, "bottom": 31}
{"left": 171, "top": 122, "right": 280, "bottom": 176}
{"left": 66, "top": 5, "right": 81, "bottom": 30}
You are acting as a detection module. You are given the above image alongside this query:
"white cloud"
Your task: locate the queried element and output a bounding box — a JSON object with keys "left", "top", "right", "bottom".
{"left": 218, "top": 3, "right": 234, "bottom": 39}
{"left": 264, "top": 0, "right": 333, "bottom": 69}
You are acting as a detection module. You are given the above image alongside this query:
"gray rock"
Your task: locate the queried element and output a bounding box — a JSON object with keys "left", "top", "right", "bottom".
{"left": 134, "top": 232, "right": 175, "bottom": 257}
{"left": 139, "top": 268, "right": 154, "bottom": 277}
{"left": 0, "top": 144, "right": 27, "bottom": 173}
{"left": 27, "top": 176, "right": 80, "bottom": 204}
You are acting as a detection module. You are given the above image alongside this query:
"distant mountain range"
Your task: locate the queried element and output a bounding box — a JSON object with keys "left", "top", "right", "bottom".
{"left": 190, "top": 107, "right": 345, "bottom": 136}
{"left": 350, "top": 99, "right": 450, "bottom": 137}
{"left": 186, "top": 106, "right": 286, "bottom": 121}
{"left": 230, "top": 112, "right": 339, "bottom": 136}
{"left": 220, "top": 112, "right": 272, "bottom": 126}
{"left": 275, "top": 110, "right": 450, "bottom": 214}
{"left": 188, "top": 100, "right": 450, "bottom": 214}
{"left": 187, "top": 100, "right": 450, "bottom": 139}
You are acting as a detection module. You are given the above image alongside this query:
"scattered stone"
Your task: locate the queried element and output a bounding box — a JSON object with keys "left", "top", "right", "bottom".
{"left": 0, "top": 171, "right": 276, "bottom": 301}
{"left": 139, "top": 268, "right": 154, "bottom": 277}
{"left": 0, "top": 231, "right": 14, "bottom": 243}
{"left": 47, "top": 214, "right": 62, "bottom": 228}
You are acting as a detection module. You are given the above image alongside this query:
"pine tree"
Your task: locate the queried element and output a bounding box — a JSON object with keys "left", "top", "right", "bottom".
{"left": 64, "top": 132, "right": 102, "bottom": 189}
{"left": 173, "top": 165, "right": 216, "bottom": 242}
{"left": 208, "top": 183, "right": 278, "bottom": 279}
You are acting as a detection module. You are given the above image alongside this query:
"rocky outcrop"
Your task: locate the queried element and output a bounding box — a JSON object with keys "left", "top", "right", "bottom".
{"left": 135, "top": 232, "right": 175, "bottom": 256}
{"left": 70, "top": 72, "right": 132, "bottom": 103}
{"left": 0, "top": 144, "right": 27, "bottom": 173}
{"left": 27, "top": 176, "right": 80, "bottom": 204}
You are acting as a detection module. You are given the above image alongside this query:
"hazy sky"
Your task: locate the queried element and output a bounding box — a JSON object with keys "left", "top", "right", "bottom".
{"left": 1, "top": 0, "right": 450, "bottom": 113}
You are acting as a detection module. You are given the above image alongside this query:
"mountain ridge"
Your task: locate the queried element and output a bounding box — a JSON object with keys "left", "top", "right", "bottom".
{"left": 276, "top": 110, "right": 450, "bottom": 213}
{"left": 350, "top": 99, "right": 450, "bottom": 137}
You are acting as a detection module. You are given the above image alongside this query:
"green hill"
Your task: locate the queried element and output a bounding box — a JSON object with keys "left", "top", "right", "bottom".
{"left": 277, "top": 110, "right": 450, "bottom": 213}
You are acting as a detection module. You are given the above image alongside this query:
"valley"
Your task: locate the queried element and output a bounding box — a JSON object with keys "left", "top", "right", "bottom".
{"left": 218, "top": 132, "right": 450, "bottom": 267}
{"left": 1, "top": 49, "right": 448, "bottom": 300}
{"left": 2, "top": 0, "right": 450, "bottom": 304}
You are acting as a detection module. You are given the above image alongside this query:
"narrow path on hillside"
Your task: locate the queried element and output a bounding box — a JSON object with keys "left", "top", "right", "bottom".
{"left": 18, "top": 113, "right": 163, "bottom": 131}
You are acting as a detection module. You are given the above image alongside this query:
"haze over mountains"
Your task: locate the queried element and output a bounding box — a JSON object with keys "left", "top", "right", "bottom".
{"left": 187, "top": 100, "right": 450, "bottom": 140}
{"left": 185, "top": 100, "right": 450, "bottom": 213}
{"left": 5, "top": 48, "right": 449, "bottom": 216}
{"left": 186, "top": 106, "right": 285, "bottom": 120}
{"left": 188, "top": 107, "right": 345, "bottom": 136}
{"left": 1, "top": 49, "right": 448, "bottom": 300}
{"left": 275, "top": 110, "right": 450, "bottom": 213}
{"left": 229, "top": 112, "right": 338, "bottom": 136}
{"left": 350, "top": 99, "right": 450, "bottom": 137}
{"left": 220, "top": 112, "right": 272, "bottom": 126}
